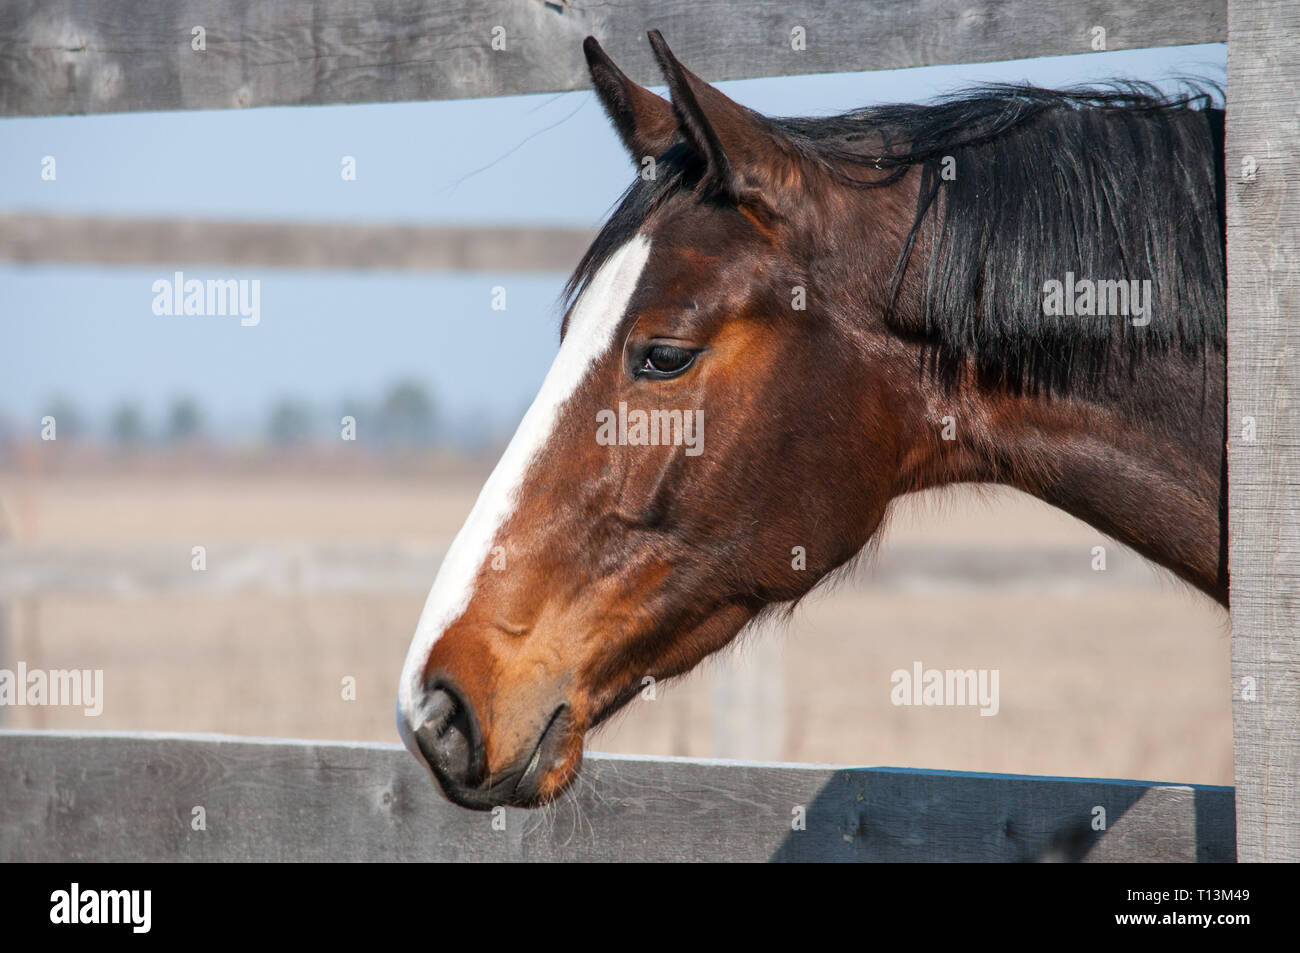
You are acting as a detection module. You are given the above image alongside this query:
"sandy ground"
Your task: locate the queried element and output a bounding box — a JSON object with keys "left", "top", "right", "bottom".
{"left": 0, "top": 470, "right": 1232, "bottom": 785}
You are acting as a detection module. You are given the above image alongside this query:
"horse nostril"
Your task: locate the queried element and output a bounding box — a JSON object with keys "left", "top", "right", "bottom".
{"left": 423, "top": 686, "right": 457, "bottom": 735}
{"left": 412, "top": 684, "right": 484, "bottom": 789}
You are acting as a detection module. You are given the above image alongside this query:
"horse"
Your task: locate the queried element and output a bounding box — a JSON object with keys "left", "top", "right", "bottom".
{"left": 397, "top": 31, "right": 1226, "bottom": 810}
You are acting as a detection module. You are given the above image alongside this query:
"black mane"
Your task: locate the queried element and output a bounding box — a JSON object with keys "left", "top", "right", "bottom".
{"left": 569, "top": 81, "right": 1226, "bottom": 392}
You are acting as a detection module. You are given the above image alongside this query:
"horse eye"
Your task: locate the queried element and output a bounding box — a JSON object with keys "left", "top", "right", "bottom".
{"left": 638, "top": 344, "right": 697, "bottom": 378}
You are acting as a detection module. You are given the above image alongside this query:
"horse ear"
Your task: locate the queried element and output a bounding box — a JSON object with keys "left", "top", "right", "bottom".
{"left": 647, "top": 30, "right": 795, "bottom": 206}
{"left": 584, "top": 36, "right": 678, "bottom": 165}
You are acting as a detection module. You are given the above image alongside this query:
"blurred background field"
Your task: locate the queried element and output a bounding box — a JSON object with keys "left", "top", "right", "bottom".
{"left": 0, "top": 443, "right": 1231, "bottom": 785}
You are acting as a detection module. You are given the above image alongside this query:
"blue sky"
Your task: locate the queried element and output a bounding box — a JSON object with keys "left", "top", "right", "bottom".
{"left": 0, "top": 44, "right": 1224, "bottom": 441}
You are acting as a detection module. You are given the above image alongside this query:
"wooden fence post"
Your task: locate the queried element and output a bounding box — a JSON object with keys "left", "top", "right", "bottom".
{"left": 1226, "top": 0, "right": 1300, "bottom": 861}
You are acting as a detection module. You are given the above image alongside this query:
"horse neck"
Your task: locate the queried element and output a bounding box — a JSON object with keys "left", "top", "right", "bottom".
{"left": 895, "top": 346, "right": 1228, "bottom": 603}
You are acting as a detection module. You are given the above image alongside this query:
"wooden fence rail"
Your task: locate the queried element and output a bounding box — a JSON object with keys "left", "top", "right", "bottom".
{"left": 0, "top": 731, "right": 1236, "bottom": 862}
{"left": 0, "top": 542, "right": 447, "bottom": 598}
{"left": 0, "top": 214, "right": 594, "bottom": 273}
{"left": 0, "top": 1, "right": 1225, "bottom": 117}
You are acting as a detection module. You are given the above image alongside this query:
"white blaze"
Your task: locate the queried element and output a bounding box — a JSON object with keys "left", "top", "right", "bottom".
{"left": 398, "top": 235, "right": 652, "bottom": 720}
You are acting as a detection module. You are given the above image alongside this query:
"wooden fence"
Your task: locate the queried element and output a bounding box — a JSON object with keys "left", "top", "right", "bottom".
{"left": 0, "top": 1, "right": 1225, "bottom": 116}
{"left": 0, "top": 214, "right": 593, "bottom": 273}
{"left": 1223, "top": 0, "right": 1300, "bottom": 865}
{"left": 2, "top": 0, "right": 1296, "bottom": 861}
{"left": 0, "top": 730, "right": 1235, "bottom": 862}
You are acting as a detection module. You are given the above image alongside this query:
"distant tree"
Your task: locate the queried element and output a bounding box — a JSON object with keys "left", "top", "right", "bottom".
{"left": 333, "top": 396, "right": 368, "bottom": 445}
{"left": 0, "top": 408, "right": 18, "bottom": 455}
{"left": 165, "top": 396, "right": 204, "bottom": 442}
{"left": 43, "top": 396, "right": 84, "bottom": 441}
{"left": 267, "top": 397, "right": 315, "bottom": 447}
{"left": 446, "top": 405, "right": 496, "bottom": 453}
{"left": 377, "top": 380, "right": 437, "bottom": 446}
{"left": 109, "top": 401, "right": 145, "bottom": 446}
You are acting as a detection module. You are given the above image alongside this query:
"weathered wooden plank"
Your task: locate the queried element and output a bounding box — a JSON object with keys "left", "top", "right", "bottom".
{"left": 0, "top": 731, "right": 1235, "bottom": 861}
{"left": 0, "top": 541, "right": 1170, "bottom": 598}
{"left": 0, "top": 214, "right": 594, "bottom": 273}
{"left": 1226, "top": 0, "right": 1300, "bottom": 862}
{"left": 0, "top": 1, "right": 1226, "bottom": 117}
